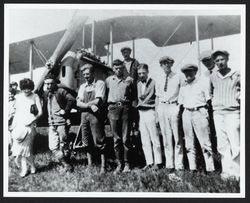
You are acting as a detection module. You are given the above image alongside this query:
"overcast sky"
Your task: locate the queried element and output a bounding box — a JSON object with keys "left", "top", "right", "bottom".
{"left": 6, "top": 4, "right": 243, "bottom": 43}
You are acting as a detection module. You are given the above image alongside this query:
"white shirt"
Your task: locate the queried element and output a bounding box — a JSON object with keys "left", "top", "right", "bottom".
{"left": 140, "top": 78, "right": 150, "bottom": 95}
{"left": 178, "top": 78, "right": 210, "bottom": 108}
{"left": 124, "top": 60, "right": 132, "bottom": 73}
{"left": 77, "top": 80, "right": 106, "bottom": 102}
{"left": 155, "top": 71, "right": 183, "bottom": 103}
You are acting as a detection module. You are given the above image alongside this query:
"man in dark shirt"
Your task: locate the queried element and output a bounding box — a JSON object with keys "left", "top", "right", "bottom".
{"left": 105, "top": 59, "right": 134, "bottom": 173}
{"left": 43, "top": 73, "right": 75, "bottom": 172}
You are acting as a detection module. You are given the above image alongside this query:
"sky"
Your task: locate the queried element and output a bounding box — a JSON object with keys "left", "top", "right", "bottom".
{"left": 6, "top": 4, "right": 243, "bottom": 43}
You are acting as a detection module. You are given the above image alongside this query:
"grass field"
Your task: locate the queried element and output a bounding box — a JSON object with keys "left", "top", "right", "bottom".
{"left": 8, "top": 126, "right": 240, "bottom": 193}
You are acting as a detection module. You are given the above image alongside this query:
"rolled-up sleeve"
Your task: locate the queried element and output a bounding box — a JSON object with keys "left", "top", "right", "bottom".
{"left": 77, "top": 85, "right": 84, "bottom": 102}
{"left": 95, "top": 80, "right": 106, "bottom": 101}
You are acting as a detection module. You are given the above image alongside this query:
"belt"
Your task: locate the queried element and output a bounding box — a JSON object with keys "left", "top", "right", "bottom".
{"left": 160, "top": 101, "right": 178, "bottom": 105}
{"left": 185, "top": 105, "right": 207, "bottom": 111}
{"left": 137, "top": 106, "right": 155, "bottom": 111}
{"left": 108, "top": 101, "right": 130, "bottom": 107}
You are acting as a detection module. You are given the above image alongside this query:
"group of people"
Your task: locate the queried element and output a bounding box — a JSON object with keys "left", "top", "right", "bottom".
{"left": 8, "top": 46, "right": 240, "bottom": 181}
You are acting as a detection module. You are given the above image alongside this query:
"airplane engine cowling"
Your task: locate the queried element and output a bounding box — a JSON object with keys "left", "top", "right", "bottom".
{"left": 59, "top": 51, "right": 76, "bottom": 90}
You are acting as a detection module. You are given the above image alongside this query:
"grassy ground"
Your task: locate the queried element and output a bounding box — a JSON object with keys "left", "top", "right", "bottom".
{"left": 8, "top": 126, "right": 240, "bottom": 193}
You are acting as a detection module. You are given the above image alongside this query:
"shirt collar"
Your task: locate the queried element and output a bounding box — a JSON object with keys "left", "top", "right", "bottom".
{"left": 216, "top": 68, "right": 236, "bottom": 79}
{"left": 113, "top": 75, "right": 126, "bottom": 82}
{"left": 166, "top": 71, "right": 175, "bottom": 78}
{"left": 85, "top": 79, "right": 96, "bottom": 87}
{"left": 185, "top": 78, "right": 198, "bottom": 85}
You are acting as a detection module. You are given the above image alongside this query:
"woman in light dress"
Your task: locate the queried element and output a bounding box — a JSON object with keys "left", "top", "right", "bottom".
{"left": 11, "top": 78, "right": 42, "bottom": 177}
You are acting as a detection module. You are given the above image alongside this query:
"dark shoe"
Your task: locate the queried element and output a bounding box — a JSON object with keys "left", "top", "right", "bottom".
{"left": 190, "top": 169, "right": 198, "bottom": 174}
{"left": 122, "top": 163, "right": 131, "bottom": 173}
{"left": 61, "top": 161, "right": 73, "bottom": 173}
{"left": 166, "top": 168, "right": 175, "bottom": 173}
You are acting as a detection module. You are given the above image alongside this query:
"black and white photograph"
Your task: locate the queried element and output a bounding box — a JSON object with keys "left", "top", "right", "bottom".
{"left": 3, "top": 4, "right": 245, "bottom": 197}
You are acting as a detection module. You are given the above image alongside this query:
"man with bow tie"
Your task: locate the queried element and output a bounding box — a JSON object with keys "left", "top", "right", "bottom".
{"left": 155, "top": 56, "right": 184, "bottom": 172}
{"left": 137, "top": 63, "right": 162, "bottom": 170}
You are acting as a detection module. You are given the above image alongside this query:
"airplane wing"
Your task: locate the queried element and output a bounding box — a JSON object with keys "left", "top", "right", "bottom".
{"left": 9, "top": 15, "right": 240, "bottom": 75}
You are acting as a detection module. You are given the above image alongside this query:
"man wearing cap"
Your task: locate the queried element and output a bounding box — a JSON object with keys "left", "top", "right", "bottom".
{"left": 155, "top": 56, "right": 184, "bottom": 172}
{"left": 210, "top": 50, "right": 240, "bottom": 180}
{"left": 105, "top": 59, "right": 135, "bottom": 173}
{"left": 179, "top": 64, "right": 215, "bottom": 173}
{"left": 199, "top": 50, "right": 220, "bottom": 171}
{"left": 200, "top": 50, "right": 216, "bottom": 77}
{"left": 43, "top": 73, "right": 76, "bottom": 172}
{"left": 121, "top": 46, "right": 140, "bottom": 148}
{"left": 121, "top": 46, "right": 140, "bottom": 82}
{"left": 76, "top": 64, "right": 106, "bottom": 173}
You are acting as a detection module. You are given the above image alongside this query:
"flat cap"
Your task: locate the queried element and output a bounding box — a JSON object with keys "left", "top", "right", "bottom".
{"left": 159, "top": 56, "right": 175, "bottom": 64}
{"left": 121, "top": 46, "right": 132, "bottom": 52}
{"left": 211, "top": 50, "right": 229, "bottom": 60}
{"left": 200, "top": 50, "right": 213, "bottom": 61}
{"left": 113, "top": 59, "right": 123, "bottom": 66}
{"left": 10, "top": 81, "right": 18, "bottom": 86}
{"left": 181, "top": 64, "right": 198, "bottom": 72}
{"left": 44, "top": 73, "right": 60, "bottom": 83}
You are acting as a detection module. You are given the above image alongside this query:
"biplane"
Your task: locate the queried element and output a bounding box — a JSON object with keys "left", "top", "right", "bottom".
{"left": 8, "top": 11, "right": 241, "bottom": 128}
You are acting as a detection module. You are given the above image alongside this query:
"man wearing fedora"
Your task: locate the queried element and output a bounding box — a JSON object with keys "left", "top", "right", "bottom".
{"left": 43, "top": 73, "right": 76, "bottom": 172}
{"left": 155, "top": 56, "right": 184, "bottom": 172}
{"left": 210, "top": 50, "right": 240, "bottom": 180}
{"left": 179, "top": 64, "right": 215, "bottom": 173}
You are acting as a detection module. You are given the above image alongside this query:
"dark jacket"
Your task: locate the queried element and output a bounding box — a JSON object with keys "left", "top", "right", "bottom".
{"left": 43, "top": 87, "right": 76, "bottom": 118}
{"left": 123, "top": 58, "right": 140, "bottom": 83}
{"left": 123, "top": 58, "right": 140, "bottom": 103}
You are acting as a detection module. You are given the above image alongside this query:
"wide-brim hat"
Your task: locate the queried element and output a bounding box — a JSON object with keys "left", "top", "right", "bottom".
{"left": 181, "top": 64, "right": 198, "bottom": 72}
{"left": 44, "top": 73, "right": 60, "bottom": 84}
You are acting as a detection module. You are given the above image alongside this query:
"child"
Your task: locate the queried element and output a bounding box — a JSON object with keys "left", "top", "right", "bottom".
{"left": 11, "top": 78, "right": 42, "bottom": 177}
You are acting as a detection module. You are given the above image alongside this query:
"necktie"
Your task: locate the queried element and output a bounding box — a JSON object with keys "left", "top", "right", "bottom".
{"left": 164, "top": 74, "right": 169, "bottom": 92}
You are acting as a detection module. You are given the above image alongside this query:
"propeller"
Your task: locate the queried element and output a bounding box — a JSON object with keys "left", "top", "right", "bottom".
{"left": 34, "top": 10, "right": 88, "bottom": 93}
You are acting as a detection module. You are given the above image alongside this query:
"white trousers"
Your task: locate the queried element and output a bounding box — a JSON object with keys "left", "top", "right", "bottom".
{"left": 157, "top": 103, "right": 184, "bottom": 169}
{"left": 139, "top": 109, "right": 162, "bottom": 165}
{"left": 214, "top": 111, "right": 240, "bottom": 177}
{"left": 182, "top": 108, "right": 215, "bottom": 172}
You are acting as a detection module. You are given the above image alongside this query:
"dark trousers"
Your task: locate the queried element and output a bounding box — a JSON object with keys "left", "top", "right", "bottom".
{"left": 108, "top": 105, "right": 131, "bottom": 163}
{"left": 81, "top": 112, "right": 106, "bottom": 154}
{"left": 208, "top": 107, "right": 222, "bottom": 171}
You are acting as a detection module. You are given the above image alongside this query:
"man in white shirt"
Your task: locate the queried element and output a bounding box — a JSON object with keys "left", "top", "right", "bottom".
{"left": 137, "top": 63, "right": 162, "bottom": 170}
{"left": 76, "top": 64, "right": 106, "bottom": 173}
{"left": 155, "top": 56, "right": 184, "bottom": 172}
{"left": 179, "top": 64, "right": 215, "bottom": 173}
{"left": 210, "top": 50, "right": 240, "bottom": 180}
